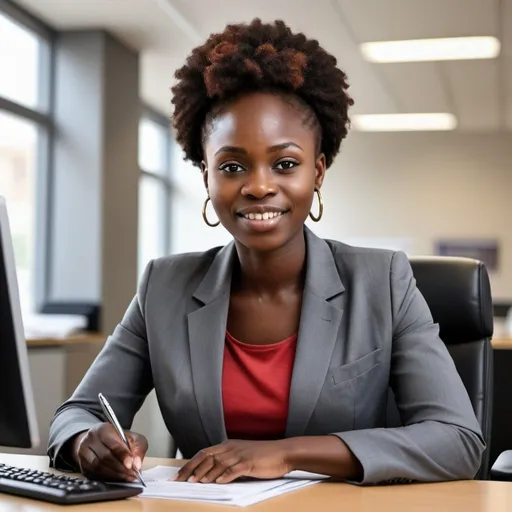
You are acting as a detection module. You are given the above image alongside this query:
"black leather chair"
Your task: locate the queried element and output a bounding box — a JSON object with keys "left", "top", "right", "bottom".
{"left": 386, "top": 256, "right": 494, "bottom": 480}
{"left": 491, "top": 452, "right": 512, "bottom": 480}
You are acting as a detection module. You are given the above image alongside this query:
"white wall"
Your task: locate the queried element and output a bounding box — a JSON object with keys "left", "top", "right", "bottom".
{"left": 171, "top": 131, "right": 512, "bottom": 300}
{"left": 170, "top": 150, "right": 233, "bottom": 254}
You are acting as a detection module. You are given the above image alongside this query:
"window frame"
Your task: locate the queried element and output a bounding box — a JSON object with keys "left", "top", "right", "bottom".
{"left": 139, "top": 104, "right": 173, "bottom": 260}
{"left": 0, "top": 0, "right": 55, "bottom": 310}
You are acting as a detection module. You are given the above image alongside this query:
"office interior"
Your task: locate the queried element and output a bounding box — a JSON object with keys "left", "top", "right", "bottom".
{"left": 0, "top": 0, "right": 511, "bottom": 474}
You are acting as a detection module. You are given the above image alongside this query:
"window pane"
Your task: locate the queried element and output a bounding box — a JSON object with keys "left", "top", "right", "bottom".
{"left": 139, "top": 118, "right": 168, "bottom": 175}
{"left": 0, "top": 111, "right": 38, "bottom": 313}
{"left": 138, "top": 175, "right": 167, "bottom": 277}
{"left": 0, "top": 13, "right": 42, "bottom": 110}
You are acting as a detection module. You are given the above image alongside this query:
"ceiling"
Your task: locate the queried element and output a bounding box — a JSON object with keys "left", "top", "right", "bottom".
{"left": 15, "top": 0, "right": 512, "bottom": 131}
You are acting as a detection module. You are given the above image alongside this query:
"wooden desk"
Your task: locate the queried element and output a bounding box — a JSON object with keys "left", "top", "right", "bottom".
{"left": 492, "top": 338, "right": 512, "bottom": 350}
{"left": 26, "top": 333, "right": 106, "bottom": 348}
{"left": 1, "top": 454, "right": 512, "bottom": 511}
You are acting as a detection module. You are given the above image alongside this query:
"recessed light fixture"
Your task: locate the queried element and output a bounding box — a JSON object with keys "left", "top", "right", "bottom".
{"left": 351, "top": 113, "right": 457, "bottom": 132}
{"left": 361, "top": 36, "right": 500, "bottom": 63}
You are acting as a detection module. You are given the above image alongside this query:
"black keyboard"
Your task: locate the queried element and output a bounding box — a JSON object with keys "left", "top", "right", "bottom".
{"left": 0, "top": 463, "right": 142, "bottom": 505}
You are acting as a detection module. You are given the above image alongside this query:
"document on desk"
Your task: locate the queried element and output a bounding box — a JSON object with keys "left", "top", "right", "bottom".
{"left": 139, "top": 466, "right": 329, "bottom": 506}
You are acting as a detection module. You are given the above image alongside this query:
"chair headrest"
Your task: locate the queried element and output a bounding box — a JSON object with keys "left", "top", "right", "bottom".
{"left": 409, "top": 256, "right": 493, "bottom": 344}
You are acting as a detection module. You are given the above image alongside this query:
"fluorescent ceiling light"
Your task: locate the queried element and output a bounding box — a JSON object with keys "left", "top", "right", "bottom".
{"left": 352, "top": 113, "right": 457, "bottom": 132}
{"left": 361, "top": 36, "right": 500, "bottom": 63}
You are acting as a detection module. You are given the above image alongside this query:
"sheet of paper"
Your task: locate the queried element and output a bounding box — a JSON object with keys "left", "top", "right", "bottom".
{"left": 139, "top": 466, "right": 328, "bottom": 506}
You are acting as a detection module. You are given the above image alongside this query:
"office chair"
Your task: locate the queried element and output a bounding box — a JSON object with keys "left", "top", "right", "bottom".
{"left": 386, "top": 256, "right": 494, "bottom": 480}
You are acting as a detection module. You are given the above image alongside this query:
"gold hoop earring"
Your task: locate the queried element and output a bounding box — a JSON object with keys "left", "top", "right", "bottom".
{"left": 309, "top": 188, "right": 323, "bottom": 222}
{"left": 202, "top": 196, "right": 220, "bottom": 227}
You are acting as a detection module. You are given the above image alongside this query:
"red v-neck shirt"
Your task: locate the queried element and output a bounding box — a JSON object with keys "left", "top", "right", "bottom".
{"left": 222, "top": 331, "right": 298, "bottom": 440}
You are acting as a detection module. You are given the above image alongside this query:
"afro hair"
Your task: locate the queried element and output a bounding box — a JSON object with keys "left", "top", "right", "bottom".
{"left": 171, "top": 18, "right": 354, "bottom": 169}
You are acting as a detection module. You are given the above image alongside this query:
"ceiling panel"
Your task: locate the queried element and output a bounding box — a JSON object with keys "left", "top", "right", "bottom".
{"left": 336, "top": 0, "right": 498, "bottom": 42}
{"left": 17, "top": 0, "right": 184, "bottom": 51}
{"left": 444, "top": 59, "right": 500, "bottom": 130}
{"left": 376, "top": 62, "right": 451, "bottom": 113}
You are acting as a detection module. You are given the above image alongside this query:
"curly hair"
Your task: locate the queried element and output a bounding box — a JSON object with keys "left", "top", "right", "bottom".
{"left": 171, "top": 18, "right": 354, "bottom": 169}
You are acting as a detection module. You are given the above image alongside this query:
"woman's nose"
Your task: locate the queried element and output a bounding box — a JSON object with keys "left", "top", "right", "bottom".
{"left": 241, "top": 168, "right": 277, "bottom": 199}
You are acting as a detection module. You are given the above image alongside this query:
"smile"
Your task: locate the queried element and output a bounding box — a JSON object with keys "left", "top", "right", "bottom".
{"left": 241, "top": 211, "right": 285, "bottom": 221}
{"left": 236, "top": 209, "right": 288, "bottom": 232}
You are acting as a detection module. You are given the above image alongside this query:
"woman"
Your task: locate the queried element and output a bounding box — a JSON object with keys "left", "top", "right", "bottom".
{"left": 48, "top": 19, "right": 484, "bottom": 485}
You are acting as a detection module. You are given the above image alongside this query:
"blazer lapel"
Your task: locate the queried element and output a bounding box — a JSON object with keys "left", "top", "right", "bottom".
{"left": 188, "top": 242, "right": 236, "bottom": 446}
{"left": 285, "top": 228, "right": 345, "bottom": 437}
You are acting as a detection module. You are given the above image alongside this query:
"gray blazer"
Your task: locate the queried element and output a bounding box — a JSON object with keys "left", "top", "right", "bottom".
{"left": 48, "top": 227, "right": 484, "bottom": 484}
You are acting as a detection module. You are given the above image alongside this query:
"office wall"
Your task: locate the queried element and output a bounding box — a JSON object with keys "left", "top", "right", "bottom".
{"left": 50, "top": 31, "right": 140, "bottom": 334}
{"left": 170, "top": 131, "right": 512, "bottom": 300}
{"left": 50, "top": 32, "right": 104, "bottom": 303}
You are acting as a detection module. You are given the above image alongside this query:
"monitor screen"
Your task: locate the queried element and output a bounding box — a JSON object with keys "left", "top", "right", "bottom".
{"left": 0, "top": 196, "right": 39, "bottom": 448}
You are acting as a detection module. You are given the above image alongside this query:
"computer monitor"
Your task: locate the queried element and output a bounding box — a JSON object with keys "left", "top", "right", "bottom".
{"left": 0, "top": 196, "right": 39, "bottom": 448}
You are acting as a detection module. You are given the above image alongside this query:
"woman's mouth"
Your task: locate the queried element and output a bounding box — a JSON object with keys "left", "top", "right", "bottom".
{"left": 240, "top": 211, "right": 285, "bottom": 221}
{"left": 236, "top": 209, "right": 289, "bottom": 232}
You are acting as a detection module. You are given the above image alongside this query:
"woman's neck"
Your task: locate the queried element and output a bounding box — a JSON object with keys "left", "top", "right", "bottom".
{"left": 233, "top": 229, "right": 306, "bottom": 296}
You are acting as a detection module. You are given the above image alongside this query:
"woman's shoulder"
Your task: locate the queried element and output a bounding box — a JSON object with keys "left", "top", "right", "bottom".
{"left": 320, "top": 237, "right": 411, "bottom": 298}
{"left": 149, "top": 245, "right": 224, "bottom": 277}
{"left": 324, "top": 237, "right": 398, "bottom": 265}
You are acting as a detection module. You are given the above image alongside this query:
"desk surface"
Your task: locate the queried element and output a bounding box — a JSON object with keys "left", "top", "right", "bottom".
{"left": 26, "top": 333, "right": 106, "bottom": 348}
{"left": 492, "top": 338, "right": 512, "bottom": 350}
{"left": 1, "top": 454, "right": 512, "bottom": 511}
{"left": 24, "top": 335, "right": 512, "bottom": 349}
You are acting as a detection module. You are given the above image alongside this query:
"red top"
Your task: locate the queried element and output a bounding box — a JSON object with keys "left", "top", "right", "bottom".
{"left": 222, "top": 331, "right": 298, "bottom": 440}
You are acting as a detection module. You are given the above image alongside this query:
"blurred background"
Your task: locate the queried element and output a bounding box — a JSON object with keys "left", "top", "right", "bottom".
{"left": 1, "top": 0, "right": 511, "bottom": 462}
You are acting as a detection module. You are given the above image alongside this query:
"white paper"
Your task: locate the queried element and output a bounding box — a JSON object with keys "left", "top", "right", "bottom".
{"left": 23, "top": 313, "right": 87, "bottom": 338}
{"left": 138, "top": 466, "right": 328, "bottom": 506}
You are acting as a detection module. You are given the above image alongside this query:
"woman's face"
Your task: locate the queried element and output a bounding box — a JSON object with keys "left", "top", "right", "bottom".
{"left": 202, "top": 92, "right": 326, "bottom": 253}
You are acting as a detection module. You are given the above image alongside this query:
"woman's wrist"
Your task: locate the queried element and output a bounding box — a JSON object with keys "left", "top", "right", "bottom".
{"left": 67, "top": 431, "right": 88, "bottom": 467}
{"left": 278, "top": 435, "right": 363, "bottom": 481}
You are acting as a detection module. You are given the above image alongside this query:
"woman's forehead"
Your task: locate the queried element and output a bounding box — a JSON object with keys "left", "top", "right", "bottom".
{"left": 205, "top": 92, "right": 315, "bottom": 152}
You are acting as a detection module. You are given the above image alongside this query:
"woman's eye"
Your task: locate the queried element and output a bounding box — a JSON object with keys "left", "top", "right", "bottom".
{"left": 220, "top": 163, "right": 244, "bottom": 173}
{"left": 275, "top": 160, "right": 298, "bottom": 171}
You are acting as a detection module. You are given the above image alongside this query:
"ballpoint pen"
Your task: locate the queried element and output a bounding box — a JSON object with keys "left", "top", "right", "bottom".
{"left": 98, "top": 393, "right": 146, "bottom": 487}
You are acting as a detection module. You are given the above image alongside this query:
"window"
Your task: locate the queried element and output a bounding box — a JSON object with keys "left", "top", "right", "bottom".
{"left": 0, "top": 112, "right": 38, "bottom": 312}
{"left": 138, "top": 111, "right": 172, "bottom": 277}
{"left": 0, "top": 13, "right": 41, "bottom": 110}
{"left": 0, "top": 6, "right": 53, "bottom": 314}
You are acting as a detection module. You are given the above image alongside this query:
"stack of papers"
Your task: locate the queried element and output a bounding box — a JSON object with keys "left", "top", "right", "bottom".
{"left": 23, "top": 314, "right": 87, "bottom": 339}
{"left": 139, "top": 466, "right": 329, "bottom": 506}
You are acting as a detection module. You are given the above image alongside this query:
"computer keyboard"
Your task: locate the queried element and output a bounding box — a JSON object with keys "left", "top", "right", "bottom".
{"left": 0, "top": 462, "right": 142, "bottom": 505}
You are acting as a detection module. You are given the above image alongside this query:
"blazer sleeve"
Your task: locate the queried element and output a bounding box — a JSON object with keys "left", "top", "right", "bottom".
{"left": 334, "top": 251, "right": 485, "bottom": 485}
{"left": 47, "top": 261, "right": 155, "bottom": 471}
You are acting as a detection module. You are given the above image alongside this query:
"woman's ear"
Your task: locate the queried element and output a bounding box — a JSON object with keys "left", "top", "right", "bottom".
{"left": 201, "top": 161, "right": 208, "bottom": 193}
{"left": 314, "top": 153, "right": 327, "bottom": 190}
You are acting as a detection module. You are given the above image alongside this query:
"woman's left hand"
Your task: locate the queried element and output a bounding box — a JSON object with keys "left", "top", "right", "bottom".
{"left": 174, "top": 440, "right": 293, "bottom": 484}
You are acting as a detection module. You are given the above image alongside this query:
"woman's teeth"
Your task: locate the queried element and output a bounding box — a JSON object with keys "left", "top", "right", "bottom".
{"left": 243, "top": 211, "right": 284, "bottom": 220}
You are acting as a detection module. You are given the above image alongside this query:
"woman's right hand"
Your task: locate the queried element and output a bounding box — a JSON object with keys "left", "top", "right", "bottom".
{"left": 70, "top": 423, "right": 148, "bottom": 482}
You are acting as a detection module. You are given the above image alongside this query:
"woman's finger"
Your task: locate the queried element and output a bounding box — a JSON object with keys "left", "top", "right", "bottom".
{"left": 94, "top": 439, "right": 137, "bottom": 478}
{"left": 79, "top": 446, "right": 135, "bottom": 482}
{"left": 99, "top": 428, "right": 134, "bottom": 469}
{"left": 126, "top": 432, "right": 148, "bottom": 470}
{"left": 175, "top": 450, "right": 209, "bottom": 482}
{"left": 215, "top": 461, "right": 251, "bottom": 484}
{"left": 176, "top": 445, "right": 227, "bottom": 482}
{"left": 186, "top": 453, "right": 217, "bottom": 483}
{"left": 198, "top": 453, "right": 239, "bottom": 484}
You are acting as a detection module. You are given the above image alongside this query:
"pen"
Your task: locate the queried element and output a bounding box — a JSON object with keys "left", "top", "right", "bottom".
{"left": 98, "top": 392, "right": 146, "bottom": 487}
